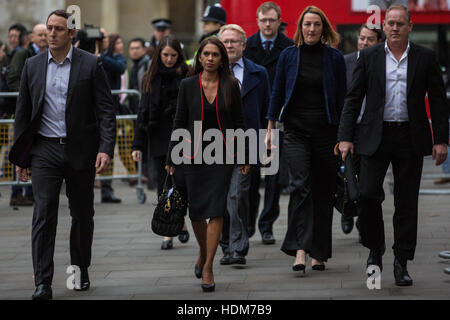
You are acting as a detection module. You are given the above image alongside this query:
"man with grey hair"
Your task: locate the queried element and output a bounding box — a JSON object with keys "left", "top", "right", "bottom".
{"left": 338, "top": 4, "right": 448, "bottom": 286}
{"left": 218, "top": 24, "right": 271, "bottom": 265}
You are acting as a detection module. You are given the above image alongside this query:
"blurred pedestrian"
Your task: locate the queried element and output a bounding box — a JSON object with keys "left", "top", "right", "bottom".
{"left": 132, "top": 35, "right": 190, "bottom": 250}
{"left": 7, "top": 23, "right": 27, "bottom": 62}
{"left": 128, "top": 37, "right": 151, "bottom": 113}
{"left": 166, "top": 37, "right": 249, "bottom": 292}
{"left": 99, "top": 33, "right": 127, "bottom": 203}
{"left": 243, "top": 1, "right": 293, "bottom": 244}
{"left": 147, "top": 19, "right": 172, "bottom": 58}
{"left": 267, "top": 5, "right": 346, "bottom": 273}
{"left": 200, "top": 4, "right": 227, "bottom": 43}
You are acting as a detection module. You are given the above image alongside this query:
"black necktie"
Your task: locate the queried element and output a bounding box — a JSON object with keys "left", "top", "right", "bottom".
{"left": 263, "top": 41, "right": 272, "bottom": 55}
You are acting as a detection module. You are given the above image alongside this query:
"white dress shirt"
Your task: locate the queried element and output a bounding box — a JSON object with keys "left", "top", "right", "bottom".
{"left": 230, "top": 57, "right": 244, "bottom": 90}
{"left": 384, "top": 41, "right": 410, "bottom": 122}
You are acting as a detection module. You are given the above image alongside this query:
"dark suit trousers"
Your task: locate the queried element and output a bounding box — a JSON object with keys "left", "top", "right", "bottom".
{"left": 281, "top": 125, "right": 337, "bottom": 261}
{"left": 358, "top": 124, "right": 423, "bottom": 261}
{"left": 220, "top": 165, "right": 253, "bottom": 256}
{"left": 30, "top": 139, "right": 95, "bottom": 286}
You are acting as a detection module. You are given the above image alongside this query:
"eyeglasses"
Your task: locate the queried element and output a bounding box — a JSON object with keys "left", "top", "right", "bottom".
{"left": 222, "top": 40, "right": 243, "bottom": 45}
{"left": 258, "top": 18, "right": 279, "bottom": 24}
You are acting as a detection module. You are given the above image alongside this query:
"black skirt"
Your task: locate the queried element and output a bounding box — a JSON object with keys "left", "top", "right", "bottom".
{"left": 183, "top": 164, "right": 234, "bottom": 222}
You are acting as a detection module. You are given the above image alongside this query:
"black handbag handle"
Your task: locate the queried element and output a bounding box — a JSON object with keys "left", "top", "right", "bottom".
{"left": 162, "top": 173, "right": 177, "bottom": 192}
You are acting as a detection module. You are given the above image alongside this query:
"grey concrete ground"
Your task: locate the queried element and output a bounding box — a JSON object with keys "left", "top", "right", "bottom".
{"left": 0, "top": 157, "right": 449, "bottom": 300}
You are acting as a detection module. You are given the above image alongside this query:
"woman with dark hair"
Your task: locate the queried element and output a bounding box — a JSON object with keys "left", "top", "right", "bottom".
{"left": 266, "top": 5, "right": 346, "bottom": 273}
{"left": 166, "top": 37, "right": 249, "bottom": 292}
{"left": 132, "top": 36, "right": 191, "bottom": 250}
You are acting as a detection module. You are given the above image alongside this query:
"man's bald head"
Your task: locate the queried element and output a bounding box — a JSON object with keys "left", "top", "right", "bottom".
{"left": 33, "top": 24, "right": 48, "bottom": 51}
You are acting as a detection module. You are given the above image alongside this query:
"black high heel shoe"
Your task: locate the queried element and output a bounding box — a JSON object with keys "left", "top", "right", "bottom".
{"left": 292, "top": 254, "right": 307, "bottom": 273}
{"left": 312, "top": 264, "right": 325, "bottom": 271}
{"left": 292, "top": 264, "right": 306, "bottom": 273}
{"left": 201, "top": 283, "right": 215, "bottom": 292}
{"left": 194, "top": 265, "right": 203, "bottom": 279}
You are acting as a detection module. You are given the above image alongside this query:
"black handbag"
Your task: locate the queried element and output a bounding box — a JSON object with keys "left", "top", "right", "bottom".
{"left": 334, "top": 152, "right": 360, "bottom": 218}
{"left": 151, "top": 174, "right": 187, "bottom": 237}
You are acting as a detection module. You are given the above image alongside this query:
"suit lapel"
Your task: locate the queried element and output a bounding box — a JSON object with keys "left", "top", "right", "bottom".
{"left": 241, "top": 59, "right": 259, "bottom": 98}
{"left": 37, "top": 52, "right": 48, "bottom": 109}
{"left": 407, "top": 43, "right": 419, "bottom": 97}
{"left": 65, "top": 48, "right": 82, "bottom": 110}
{"left": 376, "top": 46, "right": 386, "bottom": 100}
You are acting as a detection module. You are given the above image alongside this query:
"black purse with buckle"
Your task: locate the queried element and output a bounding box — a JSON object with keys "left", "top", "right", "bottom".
{"left": 334, "top": 152, "right": 360, "bottom": 218}
{"left": 151, "top": 174, "right": 187, "bottom": 237}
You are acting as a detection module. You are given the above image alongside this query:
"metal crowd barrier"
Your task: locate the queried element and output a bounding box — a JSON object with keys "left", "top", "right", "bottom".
{"left": 0, "top": 90, "right": 147, "bottom": 204}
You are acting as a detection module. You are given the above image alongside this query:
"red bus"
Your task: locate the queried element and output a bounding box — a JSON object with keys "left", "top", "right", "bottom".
{"left": 220, "top": 0, "right": 450, "bottom": 71}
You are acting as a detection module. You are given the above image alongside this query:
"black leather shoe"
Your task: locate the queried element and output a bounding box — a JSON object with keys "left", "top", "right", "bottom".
{"left": 74, "top": 267, "right": 90, "bottom": 291}
{"left": 101, "top": 195, "right": 122, "bottom": 203}
{"left": 32, "top": 284, "right": 52, "bottom": 300}
{"left": 201, "top": 283, "right": 215, "bottom": 292}
{"left": 161, "top": 239, "right": 173, "bottom": 250}
{"left": 262, "top": 232, "right": 275, "bottom": 245}
{"left": 178, "top": 230, "right": 190, "bottom": 244}
{"left": 367, "top": 249, "right": 383, "bottom": 274}
{"left": 230, "top": 252, "right": 246, "bottom": 265}
{"left": 341, "top": 215, "right": 354, "bottom": 234}
{"left": 220, "top": 253, "right": 231, "bottom": 265}
{"left": 394, "top": 258, "right": 413, "bottom": 286}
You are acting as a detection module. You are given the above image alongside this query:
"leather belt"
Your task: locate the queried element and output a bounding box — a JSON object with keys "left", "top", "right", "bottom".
{"left": 383, "top": 121, "right": 409, "bottom": 127}
{"left": 38, "top": 135, "right": 67, "bottom": 145}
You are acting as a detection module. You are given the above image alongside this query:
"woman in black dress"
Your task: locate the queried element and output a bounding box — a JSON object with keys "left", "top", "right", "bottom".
{"left": 132, "top": 36, "right": 190, "bottom": 250}
{"left": 166, "top": 37, "right": 249, "bottom": 292}
{"left": 266, "top": 6, "right": 346, "bottom": 273}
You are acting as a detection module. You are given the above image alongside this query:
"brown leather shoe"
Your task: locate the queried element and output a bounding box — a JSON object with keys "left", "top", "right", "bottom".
{"left": 10, "top": 195, "right": 33, "bottom": 207}
{"left": 434, "top": 178, "right": 450, "bottom": 185}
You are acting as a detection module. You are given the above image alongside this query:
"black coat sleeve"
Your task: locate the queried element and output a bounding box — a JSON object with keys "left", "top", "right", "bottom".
{"left": 426, "top": 50, "right": 449, "bottom": 145}
{"left": 93, "top": 57, "right": 117, "bottom": 158}
{"left": 13, "top": 59, "right": 32, "bottom": 144}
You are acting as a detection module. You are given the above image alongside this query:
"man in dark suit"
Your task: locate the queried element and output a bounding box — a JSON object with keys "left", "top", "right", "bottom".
{"left": 243, "top": 1, "right": 293, "bottom": 244}
{"left": 340, "top": 25, "right": 383, "bottom": 235}
{"left": 338, "top": 5, "right": 448, "bottom": 286}
{"left": 218, "top": 24, "right": 271, "bottom": 265}
{"left": 9, "top": 10, "right": 116, "bottom": 300}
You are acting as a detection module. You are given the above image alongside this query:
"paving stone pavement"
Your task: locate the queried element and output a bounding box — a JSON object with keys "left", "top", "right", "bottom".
{"left": 0, "top": 158, "right": 449, "bottom": 300}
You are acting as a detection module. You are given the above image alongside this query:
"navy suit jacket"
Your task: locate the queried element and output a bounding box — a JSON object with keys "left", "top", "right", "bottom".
{"left": 267, "top": 45, "right": 347, "bottom": 125}
{"left": 241, "top": 57, "right": 271, "bottom": 131}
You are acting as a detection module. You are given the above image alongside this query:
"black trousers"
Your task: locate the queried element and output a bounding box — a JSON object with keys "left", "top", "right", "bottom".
{"left": 281, "top": 124, "right": 337, "bottom": 261}
{"left": 358, "top": 124, "right": 423, "bottom": 261}
{"left": 30, "top": 139, "right": 95, "bottom": 286}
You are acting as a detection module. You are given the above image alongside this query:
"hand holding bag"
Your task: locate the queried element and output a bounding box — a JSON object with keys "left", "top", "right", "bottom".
{"left": 334, "top": 151, "right": 360, "bottom": 218}
{"left": 151, "top": 174, "right": 187, "bottom": 237}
